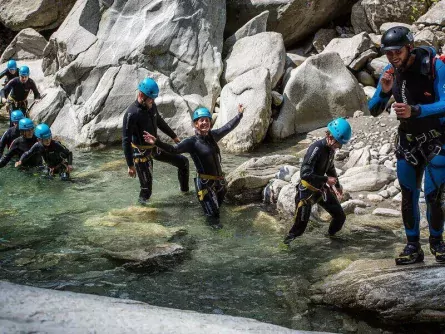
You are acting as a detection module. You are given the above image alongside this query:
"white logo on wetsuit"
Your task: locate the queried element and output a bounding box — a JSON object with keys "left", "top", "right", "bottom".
{"left": 401, "top": 80, "right": 408, "bottom": 104}
{"left": 308, "top": 147, "right": 319, "bottom": 164}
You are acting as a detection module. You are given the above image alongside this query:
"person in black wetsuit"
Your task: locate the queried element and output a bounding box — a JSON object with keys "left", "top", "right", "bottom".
{"left": 0, "top": 60, "right": 19, "bottom": 86}
{"left": 283, "top": 118, "right": 352, "bottom": 244}
{"left": 369, "top": 26, "right": 445, "bottom": 265}
{"left": 0, "top": 118, "right": 41, "bottom": 168}
{"left": 122, "top": 77, "right": 189, "bottom": 204}
{"left": 143, "top": 104, "right": 244, "bottom": 220}
{"left": 0, "top": 65, "right": 41, "bottom": 118}
{"left": 16, "top": 123, "right": 73, "bottom": 180}
{"left": 0, "top": 110, "right": 24, "bottom": 159}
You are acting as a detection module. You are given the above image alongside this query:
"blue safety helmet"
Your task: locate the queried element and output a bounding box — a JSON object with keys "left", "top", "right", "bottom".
{"left": 18, "top": 118, "right": 34, "bottom": 131}
{"left": 10, "top": 110, "right": 25, "bottom": 123}
{"left": 192, "top": 107, "right": 212, "bottom": 121}
{"left": 35, "top": 123, "right": 52, "bottom": 139}
{"left": 7, "top": 59, "right": 17, "bottom": 70}
{"left": 327, "top": 117, "right": 352, "bottom": 145}
{"left": 19, "top": 65, "right": 30, "bottom": 76}
{"left": 138, "top": 78, "right": 159, "bottom": 99}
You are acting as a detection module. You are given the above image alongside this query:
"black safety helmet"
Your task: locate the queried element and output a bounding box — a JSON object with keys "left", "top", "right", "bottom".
{"left": 381, "top": 26, "right": 414, "bottom": 52}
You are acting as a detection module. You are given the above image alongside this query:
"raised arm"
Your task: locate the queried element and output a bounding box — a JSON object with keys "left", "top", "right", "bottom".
{"left": 368, "top": 64, "right": 393, "bottom": 117}
{"left": 211, "top": 104, "right": 245, "bottom": 142}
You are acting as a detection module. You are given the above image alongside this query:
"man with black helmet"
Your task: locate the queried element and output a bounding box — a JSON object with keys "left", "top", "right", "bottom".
{"left": 122, "top": 78, "right": 189, "bottom": 204}
{"left": 369, "top": 26, "right": 445, "bottom": 265}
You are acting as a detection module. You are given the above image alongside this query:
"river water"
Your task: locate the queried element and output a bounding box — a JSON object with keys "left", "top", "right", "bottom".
{"left": 0, "top": 117, "right": 410, "bottom": 333}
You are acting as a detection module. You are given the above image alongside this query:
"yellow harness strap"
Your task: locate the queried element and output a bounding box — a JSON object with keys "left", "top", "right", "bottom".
{"left": 134, "top": 157, "right": 149, "bottom": 163}
{"left": 198, "top": 173, "right": 225, "bottom": 181}
{"left": 300, "top": 179, "right": 321, "bottom": 192}
{"left": 197, "top": 189, "right": 208, "bottom": 201}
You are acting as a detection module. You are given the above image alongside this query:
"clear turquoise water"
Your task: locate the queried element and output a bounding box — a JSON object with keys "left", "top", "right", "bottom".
{"left": 0, "top": 117, "right": 402, "bottom": 332}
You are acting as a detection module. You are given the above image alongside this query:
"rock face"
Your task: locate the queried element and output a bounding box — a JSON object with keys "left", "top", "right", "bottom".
{"left": 339, "top": 164, "right": 397, "bottom": 192}
{"left": 225, "top": 0, "right": 355, "bottom": 47}
{"left": 0, "top": 0, "right": 76, "bottom": 31}
{"left": 226, "top": 155, "right": 298, "bottom": 203}
{"left": 313, "top": 259, "right": 445, "bottom": 324}
{"left": 0, "top": 28, "right": 47, "bottom": 63}
{"left": 35, "top": 0, "right": 225, "bottom": 145}
{"left": 270, "top": 52, "right": 368, "bottom": 139}
{"left": 322, "top": 32, "right": 377, "bottom": 70}
{"left": 223, "top": 32, "right": 286, "bottom": 88}
{"left": 216, "top": 68, "right": 272, "bottom": 152}
{"left": 0, "top": 281, "right": 304, "bottom": 333}
{"left": 351, "top": 0, "right": 429, "bottom": 34}
{"left": 223, "top": 10, "right": 269, "bottom": 57}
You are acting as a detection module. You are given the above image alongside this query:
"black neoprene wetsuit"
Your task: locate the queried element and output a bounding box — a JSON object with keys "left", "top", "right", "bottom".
{"left": 154, "top": 113, "right": 243, "bottom": 218}
{"left": 20, "top": 140, "right": 72, "bottom": 168}
{"left": 122, "top": 100, "right": 189, "bottom": 201}
{"left": 0, "top": 126, "right": 20, "bottom": 157}
{"left": 288, "top": 138, "right": 345, "bottom": 237}
{"left": 0, "top": 135, "right": 40, "bottom": 168}
{"left": 0, "top": 77, "right": 41, "bottom": 101}
{"left": 0, "top": 68, "right": 19, "bottom": 85}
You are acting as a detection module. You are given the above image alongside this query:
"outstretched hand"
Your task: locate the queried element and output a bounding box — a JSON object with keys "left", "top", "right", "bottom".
{"left": 143, "top": 131, "right": 157, "bottom": 145}
{"left": 238, "top": 103, "right": 245, "bottom": 114}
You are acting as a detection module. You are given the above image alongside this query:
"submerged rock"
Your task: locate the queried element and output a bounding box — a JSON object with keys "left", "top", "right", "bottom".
{"left": 103, "top": 243, "right": 186, "bottom": 272}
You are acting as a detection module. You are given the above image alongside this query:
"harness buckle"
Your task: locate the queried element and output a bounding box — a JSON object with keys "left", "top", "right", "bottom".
{"left": 432, "top": 145, "right": 442, "bottom": 156}
{"left": 429, "top": 129, "right": 442, "bottom": 139}
{"left": 415, "top": 133, "right": 427, "bottom": 144}
{"left": 404, "top": 151, "right": 419, "bottom": 166}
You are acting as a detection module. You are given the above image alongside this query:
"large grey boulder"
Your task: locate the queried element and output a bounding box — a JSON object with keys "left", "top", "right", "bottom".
{"left": 0, "top": 281, "right": 307, "bottom": 333}
{"left": 35, "top": 0, "right": 225, "bottom": 145}
{"left": 351, "top": 0, "right": 429, "bottom": 34}
{"left": 225, "top": 0, "right": 355, "bottom": 47}
{"left": 216, "top": 68, "right": 272, "bottom": 152}
{"left": 415, "top": 0, "right": 445, "bottom": 26}
{"left": 223, "top": 10, "right": 269, "bottom": 57}
{"left": 226, "top": 155, "right": 298, "bottom": 203}
{"left": 312, "top": 259, "right": 445, "bottom": 324}
{"left": 339, "top": 164, "right": 397, "bottom": 192}
{"left": 0, "top": 0, "right": 76, "bottom": 31}
{"left": 367, "top": 55, "right": 390, "bottom": 79}
{"left": 322, "top": 32, "right": 377, "bottom": 70}
{"left": 0, "top": 28, "right": 47, "bottom": 63}
{"left": 270, "top": 52, "right": 368, "bottom": 140}
{"left": 276, "top": 183, "right": 297, "bottom": 219}
{"left": 223, "top": 32, "right": 286, "bottom": 88}
{"left": 312, "top": 28, "right": 337, "bottom": 53}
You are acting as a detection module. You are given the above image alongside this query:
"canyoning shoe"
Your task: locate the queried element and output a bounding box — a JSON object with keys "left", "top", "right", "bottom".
{"left": 429, "top": 240, "right": 445, "bottom": 263}
{"left": 283, "top": 233, "right": 296, "bottom": 245}
{"left": 395, "top": 242, "right": 424, "bottom": 265}
{"left": 138, "top": 197, "right": 148, "bottom": 205}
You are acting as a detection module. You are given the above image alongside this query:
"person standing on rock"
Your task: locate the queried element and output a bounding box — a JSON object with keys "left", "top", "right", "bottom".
{"left": 142, "top": 105, "right": 244, "bottom": 223}
{"left": 0, "top": 65, "right": 41, "bottom": 118}
{"left": 0, "top": 60, "right": 19, "bottom": 86}
{"left": 283, "top": 118, "right": 351, "bottom": 244}
{"left": 122, "top": 78, "right": 189, "bottom": 205}
{"left": 368, "top": 26, "right": 445, "bottom": 265}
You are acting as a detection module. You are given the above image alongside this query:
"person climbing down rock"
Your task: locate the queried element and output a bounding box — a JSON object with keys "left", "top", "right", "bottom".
{"left": 283, "top": 117, "right": 352, "bottom": 245}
